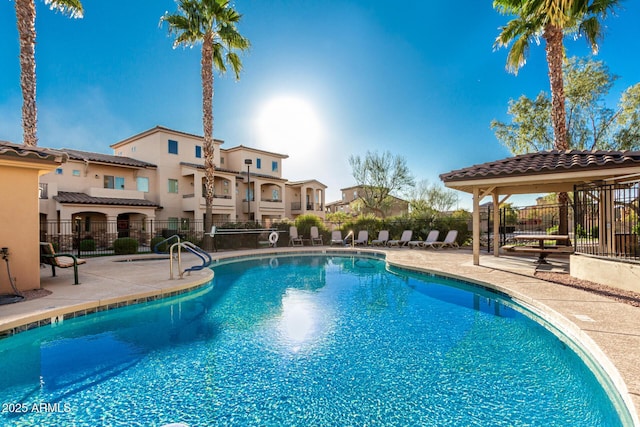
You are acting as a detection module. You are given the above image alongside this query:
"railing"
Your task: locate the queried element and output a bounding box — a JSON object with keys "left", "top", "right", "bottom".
{"left": 484, "top": 203, "right": 574, "bottom": 251}
{"left": 574, "top": 182, "right": 639, "bottom": 261}
{"left": 290, "top": 202, "right": 302, "bottom": 211}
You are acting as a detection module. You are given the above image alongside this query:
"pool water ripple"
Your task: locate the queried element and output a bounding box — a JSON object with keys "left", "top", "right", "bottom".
{"left": 0, "top": 255, "right": 627, "bottom": 426}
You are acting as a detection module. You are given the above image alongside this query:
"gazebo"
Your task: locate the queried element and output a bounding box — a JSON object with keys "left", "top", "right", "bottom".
{"left": 440, "top": 150, "right": 640, "bottom": 288}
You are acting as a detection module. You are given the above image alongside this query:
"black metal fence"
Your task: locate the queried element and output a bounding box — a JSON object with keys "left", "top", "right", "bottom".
{"left": 574, "top": 182, "right": 640, "bottom": 261}
{"left": 39, "top": 216, "right": 472, "bottom": 257}
{"left": 483, "top": 203, "right": 574, "bottom": 250}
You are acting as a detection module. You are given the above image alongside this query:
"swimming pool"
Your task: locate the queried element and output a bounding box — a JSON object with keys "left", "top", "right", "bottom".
{"left": 0, "top": 254, "right": 630, "bottom": 426}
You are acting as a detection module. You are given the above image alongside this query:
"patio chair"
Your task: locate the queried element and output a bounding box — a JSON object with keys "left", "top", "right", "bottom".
{"left": 289, "top": 226, "right": 304, "bottom": 246}
{"left": 424, "top": 230, "right": 459, "bottom": 249}
{"left": 354, "top": 230, "right": 369, "bottom": 246}
{"left": 387, "top": 230, "right": 413, "bottom": 247}
{"left": 330, "top": 230, "right": 344, "bottom": 246}
{"left": 39, "top": 242, "right": 86, "bottom": 285}
{"left": 371, "top": 230, "right": 389, "bottom": 246}
{"left": 408, "top": 230, "right": 440, "bottom": 248}
{"left": 310, "top": 226, "right": 323, "bottom": 246}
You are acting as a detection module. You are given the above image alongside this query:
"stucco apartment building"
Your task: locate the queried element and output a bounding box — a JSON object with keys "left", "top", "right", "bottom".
{"left": 39, "top": 126, "right": 326, "bottom": 247}
{"left": 326, "top": 185, "right": 409, "bottom": 217}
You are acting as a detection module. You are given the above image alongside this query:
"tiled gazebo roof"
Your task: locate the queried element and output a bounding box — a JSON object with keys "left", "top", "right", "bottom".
{"left": 53, "top": 191, "right": 159, "bottom": 207}
{"left": 440, "top": 150, "right": 640, "bottom": 183}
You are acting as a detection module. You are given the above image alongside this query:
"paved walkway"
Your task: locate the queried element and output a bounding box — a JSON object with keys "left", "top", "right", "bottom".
{"left": 0, "top": 247, "right": 638, "bottom": 425}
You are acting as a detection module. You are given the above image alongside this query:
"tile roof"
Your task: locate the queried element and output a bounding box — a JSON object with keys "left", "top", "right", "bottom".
{"left": 53, "top": 191, "right": 159, "bottom": 207}
{"left": 61, "top": 148, "right": 156, "bottom": 168}
{"left": 440, "top": 150, "right": 640, "bottom": 182}
{"left": 0, "top": 141, "right": 68, "bottom": 163}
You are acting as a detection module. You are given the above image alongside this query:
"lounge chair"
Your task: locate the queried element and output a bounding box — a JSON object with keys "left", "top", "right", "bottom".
{"left": 289, "top": 226, "right": 304, "bottom": 246}
{"left": 310, "top": 226, "right": 323, "bottom": 246}
{"left": 424, "top": 230, "right": 459, "bottom": 249}
{"left": 388, "top": 230, "right": 413, "bottom": 247}
{"left": 354, "top": 230, "right": 369, "bottom": 246}
{"left": 371, "top": 230, "right": 389, "bottom": 246}
{"left": 408, "top": 230, "right": 440, "bottom": 248}
{"left": 330, "top": 230, "right": 344, "bottom": 246}
{"left": 39, "top": 242, "right": 86, "bottom": 285}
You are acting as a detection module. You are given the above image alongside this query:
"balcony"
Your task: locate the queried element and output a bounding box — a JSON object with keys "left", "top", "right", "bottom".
{"left": 89, "top": 187, "right": 145, "bottom": 200}
{"left": 182, "top": 193, "right": 234, "bottom": 212}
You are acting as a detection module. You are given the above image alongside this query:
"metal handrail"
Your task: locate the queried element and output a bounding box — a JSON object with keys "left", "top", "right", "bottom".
{"left": 169, "top": 241, "right": 212, "bottom": 279}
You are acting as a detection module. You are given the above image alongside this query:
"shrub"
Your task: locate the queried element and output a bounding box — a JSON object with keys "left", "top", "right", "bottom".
{"left": 151, "top": 236, "right": 167, "bottom": 253}
{"left": 113, "top": 237, "right": 138, "bottom": 255}
{"left": 546, "top": 225, "right": 559, "bottom": 235}
{"left": 79, "top": 238, "right": 96, "bottom": 252}
{"left": 294, "top": 214, "right": 325, "bottom": 238}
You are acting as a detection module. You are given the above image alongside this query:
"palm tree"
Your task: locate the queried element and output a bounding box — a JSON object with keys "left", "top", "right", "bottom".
{"left": 494, "top": 0, "right": 620, "bottom": 150}
{"left": 15, "top": 0, "right": 83, "bottom": 146}
{"left": 162, "top": 0, "right": 250, "bottom": 250}
{"left": 494, "top": 0, "right": 620, "bottom": 237}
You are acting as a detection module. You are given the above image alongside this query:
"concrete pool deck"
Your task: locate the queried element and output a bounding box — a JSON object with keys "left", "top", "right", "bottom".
{"left": 0, "top": 247, "right": 638, "bottom": 425}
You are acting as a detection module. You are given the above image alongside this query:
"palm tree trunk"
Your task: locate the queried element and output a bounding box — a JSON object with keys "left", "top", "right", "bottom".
{"left": 544, "top": 23, "right": 570, "bottom": 237}
{"left": 202, "top": 32, "right": 215, "bottom": 251}
{"left": 16, "top": 0, "right": 38, "bottom": 146}
{"left": 543, "top": 23, "right": 568, "bottom": 151}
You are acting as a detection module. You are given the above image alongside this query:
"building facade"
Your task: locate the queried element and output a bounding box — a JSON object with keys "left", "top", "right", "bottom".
{"left": 38, "top": 126, "right": 326, "bottom": 248}
{"left": 326, "top": 185, "right": 409, "bottom": 217}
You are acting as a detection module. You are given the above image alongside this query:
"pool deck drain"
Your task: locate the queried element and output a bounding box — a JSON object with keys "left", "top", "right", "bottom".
{"left": 0, "top": 247, "right": 638, "bottom": 425}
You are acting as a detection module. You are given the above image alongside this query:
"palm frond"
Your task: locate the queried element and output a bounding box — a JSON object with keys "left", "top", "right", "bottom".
{"left": 44, "top": 0, "right": 84, "bottom": 18}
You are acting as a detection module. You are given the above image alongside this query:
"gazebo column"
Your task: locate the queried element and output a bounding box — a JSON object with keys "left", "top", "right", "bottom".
{"left": 493, "top": 192, "right": 500, "bottom": 257}
{"left": 473, "top": 187, "right": 481, "bottom": 265}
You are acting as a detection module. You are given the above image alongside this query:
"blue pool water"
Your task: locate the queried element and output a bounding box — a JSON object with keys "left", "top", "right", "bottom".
{"left": 0, "top": 255, "right": 628, "bottom": 426}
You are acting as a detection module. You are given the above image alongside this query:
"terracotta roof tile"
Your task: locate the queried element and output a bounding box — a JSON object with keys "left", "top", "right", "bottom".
{"left": 440, "top": 150, "right": 640, "bottom": 182}
{"left": 61, "top": 148, "right": 156, "bottom": 168}
{"left": 53, "top": 191, "right": 159, "bottom": 207}
{"left": 0, "top": 141, "right": 68, "bottom": 163}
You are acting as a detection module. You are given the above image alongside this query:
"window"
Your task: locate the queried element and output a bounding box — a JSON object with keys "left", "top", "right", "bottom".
{"left": 104, "top": 176, "right": 125, "bottom": 189}
{"left": 55, "top": 168, "right": 63, "bottom": 175}
{"left": 168, "top": 217, "right": 179, "bottom": 230}
{"left": 72, "top": 170, "right": 81, "bottom": 177}
{"left": 131, "top": 146, "right": 136, "bottom": 152}
{"left": 136, "top": 177, "right": 149, "bottom": 192}
{"left": 256, "top": 158, "right": 261, "bottom": 169}
{"left": 168, "top": 139, "right": 178, "bottom": 154}
{"left": 168, "top": 179, "right": 179, "bottom": 193}
{"left": 220, "top": 157, "right": 225, "bottom": 164}
{"left": 272, "top": 189, "right": 280, "bottom": 201}
{"left": 195, "top": 145, "right": 202, "bottom": 158}
{"left": 272, "top": 161, "right": 278, "bottom": 172}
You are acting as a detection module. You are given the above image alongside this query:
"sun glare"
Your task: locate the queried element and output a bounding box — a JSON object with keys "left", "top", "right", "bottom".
{"left": 256, "top": 96, "right": 322, "bottom": 153}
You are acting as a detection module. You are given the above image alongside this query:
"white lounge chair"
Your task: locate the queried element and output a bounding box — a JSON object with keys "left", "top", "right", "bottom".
{"left": 388, "top": 230, "right": 413, "bottom": 247}
{"left": 330, "top": 230, "right": 344, "bottom": 246}
{"left": 371, "top": 230, "right": 389, "bottom": 246}
{"left": 425, "top": 230, "right": 459, "bottom": 249}
{"left": 354, "top": 230, "right": 369, "bottom": 246}
{"left": 289, "top": 226, "right": 304, "bottom": 246}
{"left": 310, "top": 226, "right": 323, "bottom": 246}
{"left": 408, "top": 230, "right": 440, "bottom": 248}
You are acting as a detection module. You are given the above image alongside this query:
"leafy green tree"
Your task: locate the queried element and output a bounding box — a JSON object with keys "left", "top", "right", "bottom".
{"left": 494, "top": 0, "right": 621, "bottom": 151}
{"left": 162, "top": 0, "right": 250, "bottom": 250}
{"left": 492, "top": 57, "right": 640, "bottom": 153}
{"left": 348, "top": 151, "right": 414, "bottom": 218}
{"left": 408, "top": 180, "right": 458, "bottom": 217}
{"left": 14, "top": 0, "right": 84, "bottom": 146}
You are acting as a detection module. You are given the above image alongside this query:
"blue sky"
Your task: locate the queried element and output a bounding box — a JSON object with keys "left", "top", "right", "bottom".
{"left": 1, "top": 0, "right": 639, "bottom": 208}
